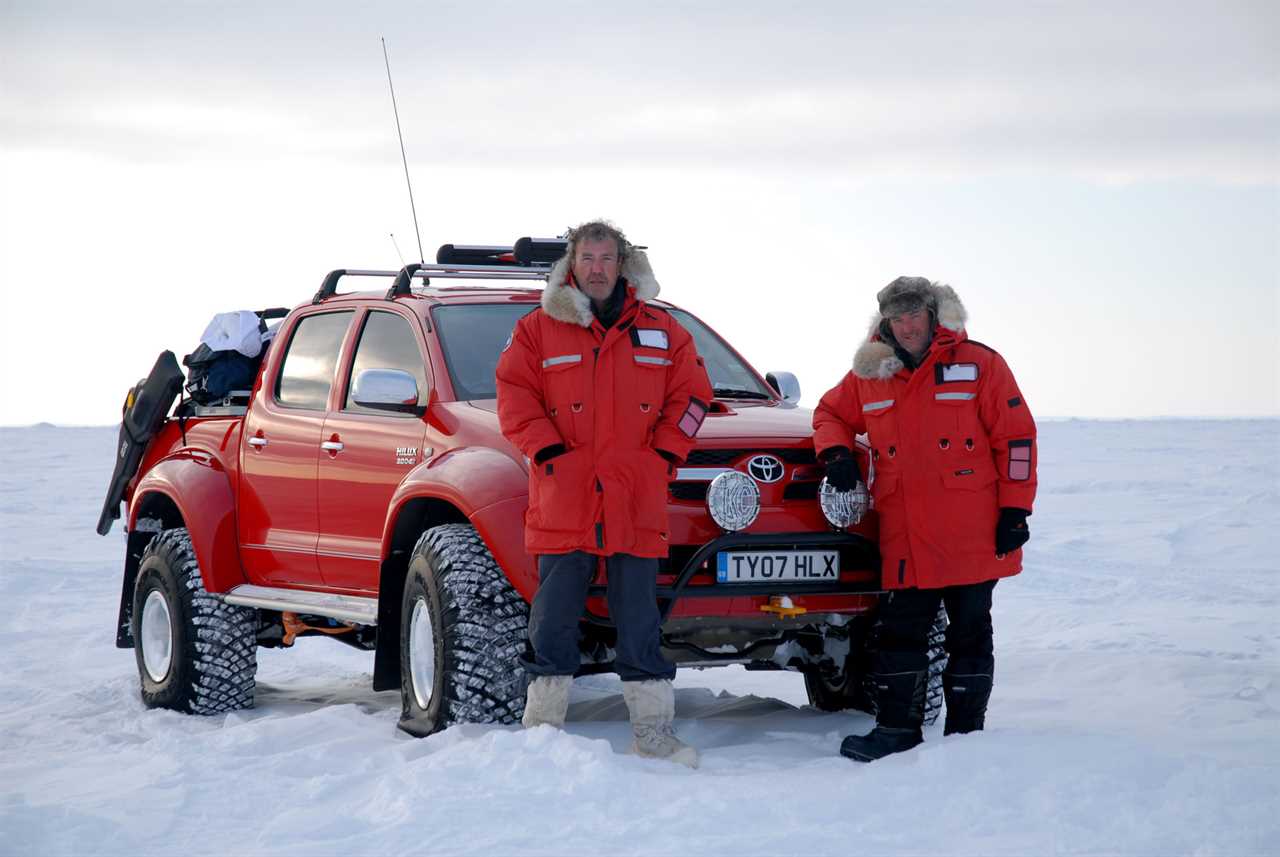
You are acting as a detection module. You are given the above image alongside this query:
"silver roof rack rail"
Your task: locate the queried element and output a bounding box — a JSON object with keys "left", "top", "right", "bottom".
{"left": 386, "top": 263, "right": 550, "bottom": 299}
{"left": 312, "top": 264, "right": 548, "bottom": 304}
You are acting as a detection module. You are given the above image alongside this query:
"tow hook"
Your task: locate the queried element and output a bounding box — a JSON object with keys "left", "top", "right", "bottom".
{"left": 759, "top": 595, "right": 807, "bottom": 618}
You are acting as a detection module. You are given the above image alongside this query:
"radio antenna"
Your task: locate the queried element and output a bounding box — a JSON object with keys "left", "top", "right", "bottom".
{"left": 382, "top": 37, "right": 425, "bottom": 265}
{"left": 389, "top": 233, "right": 407, "bottom": 266}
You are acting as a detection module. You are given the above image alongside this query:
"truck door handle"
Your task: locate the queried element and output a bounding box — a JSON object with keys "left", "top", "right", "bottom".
{"left": 320, "top": 441, "right": 344, "bottom": 452}
{"left": 248, "top": 437, "right": 268, "bottom": 448}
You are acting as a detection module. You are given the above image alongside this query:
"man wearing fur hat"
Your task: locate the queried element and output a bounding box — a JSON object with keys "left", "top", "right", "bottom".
{"left": 496, "top": 220, "right": 712, "bottom": 767}
{"left": 813, "top": 276, "right": 1037, "bottom": 762}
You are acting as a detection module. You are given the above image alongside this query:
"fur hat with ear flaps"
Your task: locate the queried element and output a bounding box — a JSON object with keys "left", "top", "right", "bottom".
{"left": 852, "top": 276, "right": 968, "bottom": 380}
{"left": 541, "top": 247, "right": 660, "bottom": 328}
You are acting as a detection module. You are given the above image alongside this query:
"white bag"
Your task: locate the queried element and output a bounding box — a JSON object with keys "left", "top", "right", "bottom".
{"left": 199, "top": 311, "right": 263, "bottom": 359}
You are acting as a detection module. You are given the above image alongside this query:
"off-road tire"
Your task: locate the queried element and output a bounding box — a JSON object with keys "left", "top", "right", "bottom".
{"left": 398, "top": 524, "right": 530, "bottom": 736}
{"left": 803, "top": 615, "right": 876, "bottom": 714}
{"left": 807, "top": 606, "right": 947, "bottom": 725}
{"left": 922, "top": 607, "right": 948, "bottom": 725}
{"left": 131, "top": 528, "right": 258, "bottom": 714}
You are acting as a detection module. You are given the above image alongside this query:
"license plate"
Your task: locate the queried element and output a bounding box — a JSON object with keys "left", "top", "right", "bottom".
{"left": 716, "top": 550, "right": 839, "bottom": 583}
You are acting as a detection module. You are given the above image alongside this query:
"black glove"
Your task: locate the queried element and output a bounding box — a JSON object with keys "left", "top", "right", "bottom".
{"left": 534, "top": 443, "right": 567, "bottom": 464}
{"left": 821, "top": 447, "right": 861, "bottom": 492}
{"left": 995, "top": 508, "right": 1031, "bottom": 555}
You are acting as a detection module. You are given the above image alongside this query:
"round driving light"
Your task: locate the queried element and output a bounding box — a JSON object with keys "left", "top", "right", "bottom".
{"left": 706, "top": 470, "right": 761, "bottom": 532}
{"left": 820, "top": 477, "right": 869, "bottom": 528}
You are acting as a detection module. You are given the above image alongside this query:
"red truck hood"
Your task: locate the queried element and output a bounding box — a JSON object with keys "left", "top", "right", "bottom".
{"left": 466, "top": 399, "right": 814, "bottom": 442}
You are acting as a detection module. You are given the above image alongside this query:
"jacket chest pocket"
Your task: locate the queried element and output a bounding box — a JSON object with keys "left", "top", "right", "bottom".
{"left": 861, "top": 397, "right": 900, "bottom": 463}
{"left": 931, "top": 388, "right": 980, "bottom": 435}
{"left": 542, "top": 354, "right": 587, "bottom": 443}
{"left": 631, "top": 351, "right": 671, "bottom": 416}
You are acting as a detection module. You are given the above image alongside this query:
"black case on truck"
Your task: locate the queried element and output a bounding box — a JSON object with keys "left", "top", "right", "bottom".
{"left": 96, "top": 351, "right": 185, "bottom": 535}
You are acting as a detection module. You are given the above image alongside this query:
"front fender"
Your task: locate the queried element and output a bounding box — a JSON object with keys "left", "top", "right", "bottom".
{"left": 470, "top": 495, "right": 538, "bottom": 602}
{"left": 382, "top": 447, "right": 535, "bottom": 595}
{"left": 129, "top": 451, "right": 245, "bottom": 593}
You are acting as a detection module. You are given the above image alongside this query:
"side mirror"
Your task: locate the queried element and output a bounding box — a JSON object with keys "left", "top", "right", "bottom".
{"left": 765, "top": 371, "right": 801, "bottom": 404}
{"left": 351, "top": 368, "right": 423, "bottom": 414}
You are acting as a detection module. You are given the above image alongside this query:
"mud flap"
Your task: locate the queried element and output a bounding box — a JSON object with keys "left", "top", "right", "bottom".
{"left": 97, "top": 351, "right": 184, "bottom": 536}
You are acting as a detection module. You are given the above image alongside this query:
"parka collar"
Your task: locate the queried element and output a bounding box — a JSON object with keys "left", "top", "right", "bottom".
{"left": 593, "top": 286, "right": 643, "bottom": 339}
{"left": 852, "top": 282, "right": 968, "bottom": 380}
{"left": 541, "top": 249, "right": 660, "bottom": 328}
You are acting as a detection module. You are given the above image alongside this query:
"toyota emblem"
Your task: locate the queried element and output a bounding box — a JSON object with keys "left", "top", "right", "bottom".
{"left": 747, "top": 454, "right": 784, "bottom": 484}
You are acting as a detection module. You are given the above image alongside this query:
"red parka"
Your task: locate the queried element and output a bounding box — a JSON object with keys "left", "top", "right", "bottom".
{"left": 813, "top": 284, "right": 1037, "bottom": 590}
{"left": 496, "top": 251, "right": 713, "bottom": 558}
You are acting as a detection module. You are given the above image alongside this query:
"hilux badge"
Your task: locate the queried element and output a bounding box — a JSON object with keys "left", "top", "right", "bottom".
{"left": 396, "top": 446, "right": 418, "bottom": 465}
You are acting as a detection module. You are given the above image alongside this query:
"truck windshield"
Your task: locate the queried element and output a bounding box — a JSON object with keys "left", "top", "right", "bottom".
{"left": 665, "top": 308, "right": 774, "bottom": 400}
{"left": 432, "top": 303, "right": 775, "bottom": 402}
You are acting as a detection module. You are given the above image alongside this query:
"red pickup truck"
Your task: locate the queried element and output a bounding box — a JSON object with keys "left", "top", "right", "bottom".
{"left": 99, "top": 239, "right": 943, "bottom": 735}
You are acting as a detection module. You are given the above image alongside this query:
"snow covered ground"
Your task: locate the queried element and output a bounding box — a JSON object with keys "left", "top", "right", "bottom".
{"left": 1, "top": 420, "right": 1277, "bottom": 856}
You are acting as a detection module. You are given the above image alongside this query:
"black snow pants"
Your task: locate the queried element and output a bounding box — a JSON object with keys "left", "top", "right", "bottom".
{"left": 873, "top": 580, "right": 997, "bottom": 727}
{"left": 524, "top": 551, "right": 675, "bottom": 682}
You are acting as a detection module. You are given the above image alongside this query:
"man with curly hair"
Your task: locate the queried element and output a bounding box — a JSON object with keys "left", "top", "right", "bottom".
{"left": 497, "top": 221, "right": 712, "bottom": 766}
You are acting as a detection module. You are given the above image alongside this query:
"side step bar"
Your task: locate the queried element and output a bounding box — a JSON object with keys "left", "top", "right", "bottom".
{"left": 222, "top": 584, "right": 378, "bottom": 626}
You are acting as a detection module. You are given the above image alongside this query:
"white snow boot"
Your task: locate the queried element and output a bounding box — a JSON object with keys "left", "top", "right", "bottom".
{"left": 622, "top": 679, "right": 699, "bottom": 768}
{"left": 522, "top": 675, "right": 572, "bottom": 728}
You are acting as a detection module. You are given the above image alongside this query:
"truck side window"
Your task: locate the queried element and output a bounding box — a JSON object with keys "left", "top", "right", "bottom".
{"left": 343, "top": 311, "right": 429, "bottom": 414}
{"left": 275, "top": 311, "right": 354, "bottom": 410}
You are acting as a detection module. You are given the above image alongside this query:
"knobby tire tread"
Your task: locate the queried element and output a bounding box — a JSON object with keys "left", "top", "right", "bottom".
{"left": 413, "top": 524, "right": 529, "bottom": 728}
{"left": 141, "top": 528, "right": 257, "bottom": 714}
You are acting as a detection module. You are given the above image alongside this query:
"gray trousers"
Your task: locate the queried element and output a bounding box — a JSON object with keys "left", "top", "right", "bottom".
{"left": 525, "top": 552, "right": 675, "bottom": 682}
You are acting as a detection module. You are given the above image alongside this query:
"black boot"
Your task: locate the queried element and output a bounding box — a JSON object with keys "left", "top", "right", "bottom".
{"left": 840, "top": 725, "right": 923, "bottom": 762}
{"left": 840, "top": 658, "right": 927, "bottom": 762}
{"left": 943, "top": 657, "right": 993, "bottom": 736}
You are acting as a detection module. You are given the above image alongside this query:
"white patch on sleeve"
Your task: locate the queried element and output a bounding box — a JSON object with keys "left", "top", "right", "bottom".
{"left": 942, "top": 363, "right": 978, "bottom": 382}
{"left": 636, "top": 329, "right": 669, "bottom": 349}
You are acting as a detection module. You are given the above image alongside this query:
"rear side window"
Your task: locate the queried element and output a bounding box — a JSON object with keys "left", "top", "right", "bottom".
{"left": 275, "top": 311, "right": 354, "bottom": 410}
{"left": 344, "top": 310, "right": 429, "bottom": 413}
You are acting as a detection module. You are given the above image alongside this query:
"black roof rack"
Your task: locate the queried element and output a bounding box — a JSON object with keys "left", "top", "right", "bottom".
{"left": 513, "top": 237, "right": 567, "bottom": 265}
{"left": 437, "top": 238, "right": 568, "bottom": 267}
{"left": 310, "top": 236, "right": 583, "bottom": 304}
{"left": 436, "top": 244, "right": 518, "bottom": 266}
{"left": 312, "top": 269, "right": 399, "bottom": 304}
{"left": 385, "top": 263, "right": 422, "bottom": 300}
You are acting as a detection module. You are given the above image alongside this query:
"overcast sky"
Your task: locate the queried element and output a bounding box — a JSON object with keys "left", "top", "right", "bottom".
{"left": 2, "top": 0, "right": 1277, "bottom": 424}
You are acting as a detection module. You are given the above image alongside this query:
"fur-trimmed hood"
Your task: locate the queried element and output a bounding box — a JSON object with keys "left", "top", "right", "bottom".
{"left": 541, "top": 250, "right": 660, "bottom": 327}
{"left": 852, "top": 281, "right": 968, "bottom": 380}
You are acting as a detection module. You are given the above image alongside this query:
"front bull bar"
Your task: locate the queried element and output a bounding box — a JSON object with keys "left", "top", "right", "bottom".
{"left": 584, "top": 530, "right": 881, "bottom": 626}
